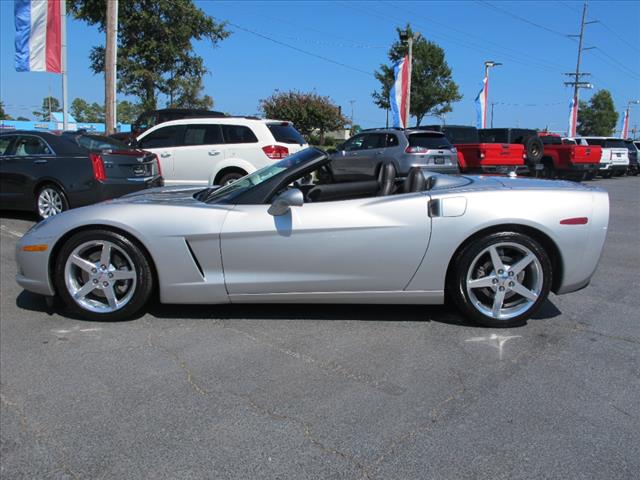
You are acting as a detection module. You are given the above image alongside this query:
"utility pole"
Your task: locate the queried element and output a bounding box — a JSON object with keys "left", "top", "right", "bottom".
{"left": 399, "top": 29, "right": 420, "bottom": 128}
{"left": 349, "top": 100, "right": 355, "bottom": 129}
{"left": 564, "top": 0, "right": 596, "bottom": 136}
{"left": 105, "top": 0, "right": 118, "bottom": 135}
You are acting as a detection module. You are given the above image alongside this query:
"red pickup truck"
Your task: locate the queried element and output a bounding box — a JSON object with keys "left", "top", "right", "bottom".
{"left": 420, "top": 125, "right": 526, "bottom": 174}
{"left": 538, "top": 132, "right": 601, "bottom": 180}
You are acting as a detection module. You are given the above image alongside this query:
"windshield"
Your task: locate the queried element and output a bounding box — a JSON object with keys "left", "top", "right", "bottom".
{"left": 72, "top": 134, "right": 126, "bottom": 150}
{"left": 203, "top": 148, "right": 318, "bottom": 202}
{"left": 604, "top": 139, "right": 627, "bottom": 149}
{"left": 408, "top": 133, "right": 452, "bottom": 149}
{"left": 267, "top": 123, "right": 306, "bottom": 144}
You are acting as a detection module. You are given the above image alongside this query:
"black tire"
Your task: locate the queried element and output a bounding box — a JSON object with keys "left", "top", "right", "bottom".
{"left": 585, "top": 171, "right": 596, "bottom": 181}
{"left": 53, "top": 229, "right": 154, "bottom": 321}
{"left": 35, "top": 184, "right": 68, "bottom": 220}
{"left": 448, "top": 232, "right": 552, "bottom": 328}
{"left": 523, "top": 135, "right": 544, "bottom": 164}
{"left": 218, "top": 171, "right": 245, "bottom": 186}
{"left": 601, "top": 171, "right": 613, "bottom": 179}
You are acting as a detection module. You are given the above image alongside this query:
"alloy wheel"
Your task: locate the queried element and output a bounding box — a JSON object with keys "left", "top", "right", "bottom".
{"left": 64, "top": 240, "right": 137, "bottom": 313}
{"left": 465, "top": 242, "right": 543, "bottom": 321}
{"left": 37, "top": 187, "right": 64, "bottom": 218}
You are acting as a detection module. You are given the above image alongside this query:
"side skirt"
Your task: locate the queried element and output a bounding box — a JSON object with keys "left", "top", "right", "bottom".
{"left": 228, "top": 290, "right": 444, "bottom": 305}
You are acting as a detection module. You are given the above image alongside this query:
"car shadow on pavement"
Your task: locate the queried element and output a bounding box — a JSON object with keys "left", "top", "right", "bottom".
{"left": 16, "top": 290, "right": 563, "bottom": 327}
{"left": 0, "top": 210, "right": 39, "bottom": 222}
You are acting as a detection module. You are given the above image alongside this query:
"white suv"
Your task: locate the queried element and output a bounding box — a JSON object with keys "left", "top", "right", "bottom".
{"left": 573, "top": 136, "right": 629, "bottom": 178}
{"left": 135, "top": 117, "right": 308, "bottom": 185}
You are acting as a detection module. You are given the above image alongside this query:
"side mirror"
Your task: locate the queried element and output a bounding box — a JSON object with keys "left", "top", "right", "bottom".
{"left": 326, "top": 148, "right": 337, "bottom": 154}
{"left": 336, "top": 142, "right": 345, "bottom": 151}
{"left": 268, "top": 189, "right": 303, "bottom": 216}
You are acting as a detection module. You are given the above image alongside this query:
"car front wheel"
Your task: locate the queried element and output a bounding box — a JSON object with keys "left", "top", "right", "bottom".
{"left": 54, "top": 230, "right": 154, "bottom": 321}
{"left": 449, "top": 232, "right": 552, "bottom": 328}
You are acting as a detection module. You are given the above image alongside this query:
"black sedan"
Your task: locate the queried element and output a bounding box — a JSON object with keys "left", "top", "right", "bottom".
{"left": 0, "top": 130, "right": 163, "bottom": 219}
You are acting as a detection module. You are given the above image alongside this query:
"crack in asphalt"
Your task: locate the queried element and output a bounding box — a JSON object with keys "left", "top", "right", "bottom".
{"left": 216, "top": 321, "right": 407, "bottom": 396}
{"left": 567, "top": 322, "right": 640, "bottom": 345}
{"left": 366, "top": 369, "right": 467, "bottom": 477}
{"left": 1, "top": 390, "right": 82, "bottom": 480}
{"left": 144, "top": 331, "right": 371, "bottom": 478}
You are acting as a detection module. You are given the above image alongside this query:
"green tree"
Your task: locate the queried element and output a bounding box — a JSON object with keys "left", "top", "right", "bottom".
{"left": 577, "top": 89, "right": 618, "bottom": 136}
{"left": 70, "top": 98, "right": 104, "bottom": 122}
{"left": 167, "top": 75, "right": 213, "bottom": 110}
{"left": 68, "top": 0, "right": 229, "bottom": 112}
{"left": 33, "top": 96, "right": 60, "bottom": 121}
{"left": 16, "top": 116, "right": 30, "bottom": 121}
{"left": 0, "top": 101, "right": 13, "bottom": 120}
{"left": 117, "top": 100, "right": 143, "bottom": 124}
{"left": 372, "top": 25, "right": 462, "bottom": 126}
{"left": 259, "top": 91, "right": 347, "bottom": 145}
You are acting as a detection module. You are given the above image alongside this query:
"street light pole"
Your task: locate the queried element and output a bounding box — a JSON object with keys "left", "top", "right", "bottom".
{"left": 483, "top": 61, "right": 502, "bottom": 129}
{"left": 623, "top": 100, "right": 640, "bottom": 138}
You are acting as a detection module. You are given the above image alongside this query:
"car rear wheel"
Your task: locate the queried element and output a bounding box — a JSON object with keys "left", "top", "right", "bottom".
{"left": 54, "top": 230, "right": 154, "bottom": 321}
{"left": 36, "top": 185, "right": 68, "bottom": 220}
{"left": 219, "top": 171, "right": 245, "bottom": 186}
{"left": 448, "top": 232, "right": 552, "bottom": 328}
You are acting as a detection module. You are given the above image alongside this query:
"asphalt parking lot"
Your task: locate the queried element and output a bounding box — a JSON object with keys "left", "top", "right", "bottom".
{"left": 1, "top": 176, "right": 638, "bottom": 480}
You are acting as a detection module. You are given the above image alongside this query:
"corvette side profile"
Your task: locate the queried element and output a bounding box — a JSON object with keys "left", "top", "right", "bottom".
{"left": 16, "top": 148, "right": 609, "bottom": 328}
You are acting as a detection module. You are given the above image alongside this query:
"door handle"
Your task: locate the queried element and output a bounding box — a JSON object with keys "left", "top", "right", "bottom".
{"left": 349, "top": 152, "right": 358, "bottom": 156}
{"left": 208, "top": 150, "right": 220, "bottom": 156}
{"left": 375, "top": 151, "right": 384, "bottom": 155}
{"left": 160, "top": 152, "right": 171, "bottom": 158}
{"left": 33, "top": 159, "right": 48, "bottom": 164}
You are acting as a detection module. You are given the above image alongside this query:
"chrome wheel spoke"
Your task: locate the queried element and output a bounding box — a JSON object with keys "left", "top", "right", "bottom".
{"left": 492, "top": 288, "right": 506, "bottom": 317}
{"left": 489, "top": 246, "right": 505, "bottom": 273}
{"left": 99, "top": 243, "right": 112, "bottom": 268}
{"left": 111, "top": 270, "right": 135, "bottom": 281}
{"left": 467, "top": 275, "right": 497, "bottom": 289}
{"left": 103, "top": 284, "right": 118, "bottom": 309}
{"left": 510, "top": 253, "right": 534, "bottom": 275}
{"left": 70, "top": 254, "right": 95, "bottom": 273}
{"left": 74, "top": 281, "right": 95, "bottom": 300}
{"left": 511, "top": 281, "right": 538, "bottom": 301}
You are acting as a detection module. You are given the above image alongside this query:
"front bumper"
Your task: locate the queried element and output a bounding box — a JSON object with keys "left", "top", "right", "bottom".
{"left": 15, "top": 234, "right": 56, "bottom": 296}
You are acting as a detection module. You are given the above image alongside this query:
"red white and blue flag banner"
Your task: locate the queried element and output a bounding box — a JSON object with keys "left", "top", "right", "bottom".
{"left": 390, "top": 55, "right": 409, "bottom": 128}
{"left": 474, "top": 76, "right": 487, "bottom": 129}
{"left": 14, "top": 0, "right": 62, "bottom": 73}
{"left": 621, "top": 108, "right": 630, "bottom": 139}
{"left": 568, "top": 95, "right": 578, "bottom": 137}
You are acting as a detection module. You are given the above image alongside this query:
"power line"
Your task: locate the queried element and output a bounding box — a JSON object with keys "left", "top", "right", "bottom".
{"left": 476, "top": 1, "right": 570, "bottom": 39}
{"left": 226, "top": 22, "right": 374, "bottom": 77}
{"left": 378, "top": 0, "right": 568, "bottom": 72}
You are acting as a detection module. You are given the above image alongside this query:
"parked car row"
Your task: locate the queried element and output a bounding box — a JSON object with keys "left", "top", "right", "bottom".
{"left": 1, "top": 113, "right": 637, "bottom": 219}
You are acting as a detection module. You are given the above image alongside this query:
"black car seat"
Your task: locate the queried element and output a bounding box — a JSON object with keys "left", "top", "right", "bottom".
{"left": 377, "top": 162, "right": 397, "bottom": 196}
{"left": 403, "top": 167, "right": 427, "bottom": 193}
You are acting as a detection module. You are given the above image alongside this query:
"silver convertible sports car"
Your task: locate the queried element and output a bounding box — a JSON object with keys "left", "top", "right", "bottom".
{"left": 15, "top": 148, "right": 609, "bottom": 328}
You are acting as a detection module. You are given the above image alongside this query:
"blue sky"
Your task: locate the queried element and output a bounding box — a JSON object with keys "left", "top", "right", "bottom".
{"left": 1, "top": 0, "right": 639, "bottom": 133}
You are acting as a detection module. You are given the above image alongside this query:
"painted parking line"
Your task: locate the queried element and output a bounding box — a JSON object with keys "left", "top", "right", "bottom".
{"left": 0, "top": 225, "right": 25, "bottom": 239}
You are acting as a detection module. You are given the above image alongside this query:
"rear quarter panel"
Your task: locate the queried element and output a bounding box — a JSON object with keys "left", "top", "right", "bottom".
{"left": 407, "top": 186, "right": 608, "bottom": 294}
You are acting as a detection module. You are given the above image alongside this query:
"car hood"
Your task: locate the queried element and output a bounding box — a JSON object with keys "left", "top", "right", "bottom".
{"left": 111, "top": 185, "right": 219, "bottom": 205}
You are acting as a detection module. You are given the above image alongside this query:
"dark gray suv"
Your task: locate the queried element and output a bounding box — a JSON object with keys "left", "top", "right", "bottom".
{"left": 329, "top": 128, "right": 459, "bottom": 181}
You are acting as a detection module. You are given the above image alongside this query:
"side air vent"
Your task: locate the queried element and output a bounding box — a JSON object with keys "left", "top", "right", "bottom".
{"left": 185, "top": 240, "right": 205, "bottom": 279}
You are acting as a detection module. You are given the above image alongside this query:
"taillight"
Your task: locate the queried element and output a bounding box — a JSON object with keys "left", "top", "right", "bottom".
{"left": 262, "top": 145, "right": 289, "bottom": 160}
{"left": 405, "top": 146, "right": 429, "bottom": 154}
{"left": 90, "top": 153, "right": 106, "bottom": 181}
{"left": 154, "top": 153, "right": 162, "bottom": 177}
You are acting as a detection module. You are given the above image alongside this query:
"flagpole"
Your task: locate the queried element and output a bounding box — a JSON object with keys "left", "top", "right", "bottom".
{"left": 60, "top": 0, "right": 68, "bottom": 130}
